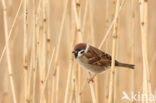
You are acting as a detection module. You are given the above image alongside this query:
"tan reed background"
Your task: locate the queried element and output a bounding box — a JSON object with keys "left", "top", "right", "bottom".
{"left": 0, "top": 0, "right": 156, "bottom": 103}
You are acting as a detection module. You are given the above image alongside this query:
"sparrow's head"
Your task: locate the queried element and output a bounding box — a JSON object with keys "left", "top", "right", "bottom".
{"left": 72, "top": 43, "right": 89, "bottom": 58}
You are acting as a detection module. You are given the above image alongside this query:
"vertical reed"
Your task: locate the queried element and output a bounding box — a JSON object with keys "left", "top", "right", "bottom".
{"left": 40, "top": 49, "right": 55, "bottom": 103}
{"left": 89, "top": 0, "right": 99, "bottom": 102}
{"left": 32, "top": 0, "right": 38, "bottom": 102}
{"left": 72, "top": 0, "right": 81, "bottom": 102}
{"left": 108, "top": 0, "right": 119, "bottom": 103}
{"left": 2, "top": 0, "right": 17, "bottom": 103}
{"left": 139, "top": 0, "right": 151, "bottom": 102}
{"left": 0, "top": 0, "right": 23, "bottom": 64}
{"left": 51, "top": 0, "right": 69, "bottom": 102}
{"left": 23, "top": 0, "right": 29, "bottom": 102}
{"left": 1, "top": 0, "right": 156, "bottom": 103}
{"left": 99, "top": 0, "right": 126, "bottom": 49}
{"left": 64, "top": 1, "right": 77, "bottom": 102}
{"left": 73, "top": 0, "right": 97, "bottom": 102}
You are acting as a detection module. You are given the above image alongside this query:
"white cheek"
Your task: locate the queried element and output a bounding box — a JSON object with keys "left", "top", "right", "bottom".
{"left": 78, "top": 52, "right": 83, "bottom": 57}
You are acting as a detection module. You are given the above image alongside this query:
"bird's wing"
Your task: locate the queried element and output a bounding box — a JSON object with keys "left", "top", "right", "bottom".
{"left": 84, "top": 46, "right": 112, "bottom": 67}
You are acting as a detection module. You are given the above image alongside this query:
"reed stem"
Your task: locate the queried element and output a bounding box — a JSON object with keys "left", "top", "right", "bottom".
{"left": 2, "top": 0, "right": 17, "bottom": 103}
{"left": 108, "top": 0, "right": 119, "bottom": 103}
{"left": 139, "top": 0, "right": 151, "bottom": 102}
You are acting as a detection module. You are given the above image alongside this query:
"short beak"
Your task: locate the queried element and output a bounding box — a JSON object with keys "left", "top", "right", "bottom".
{"left": 72, "top": 50, "right": 78, "bottom": 58}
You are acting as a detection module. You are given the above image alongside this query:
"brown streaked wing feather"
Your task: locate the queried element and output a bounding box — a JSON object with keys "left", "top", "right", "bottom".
{"left": 85, "top": 46, "right": 112, "bottom": 67}
{"left": 88, "top": 57, "right": 100, "bottom": 64}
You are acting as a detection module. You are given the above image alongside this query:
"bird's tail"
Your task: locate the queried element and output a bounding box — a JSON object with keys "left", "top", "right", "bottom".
{"left": 116, "top": 62, "right": 135, "bottom": 69}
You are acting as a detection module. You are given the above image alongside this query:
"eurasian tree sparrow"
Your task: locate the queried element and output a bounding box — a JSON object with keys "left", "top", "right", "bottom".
{"left": 72, "top": 43, "right": 134, "bottom": 82}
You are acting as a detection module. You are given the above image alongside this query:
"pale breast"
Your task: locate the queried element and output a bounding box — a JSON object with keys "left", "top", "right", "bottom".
{"left": 76, "top": 55, "right": 107, "bottom": 74}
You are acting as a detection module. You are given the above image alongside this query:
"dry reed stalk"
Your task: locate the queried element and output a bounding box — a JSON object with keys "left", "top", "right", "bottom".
{"left": 88, "top": 1, "right": 99, "bottom": 102}
{"left": 45, "top": 0, "right": 51, "bottom": 102}
{"left": 77, "top": 59, "right": 82, "bottom": 101}
{"left": 104, "top": 73, "right": 109, "bottom": 103}
{"left": 77, "top": 0, "right": 93, "bottom": 99}
{"left": 78, "top": 66, "right": 82, "bottom": 99}
{"left": 51, "top": 72, "right": 56, "bottom": 103}
{"left": 108, "top": 41, "right": 116, "bottom": 103}
{"left": 73, "top": 63, "right": 81, "bottom": 103}
{"left": 71, "top": 61, "right": 81, "bottom": 103}
{"left": 99, "top": 0, "right": 126, "bottom": 49}
{"left": 150, "top": 53, "right": 156, "bottom": 72}
{"left": 67, "top": 48, "right": 76, "bottom": 103}
{"left": 88, "top": 73, "right": 96, "bottom": 103}
{"left": 64, "top": 16, "right": 77, "bottom": 103}
{"left": 74, "top": 20, "right": 82, "bottom": 103}
{"left": 139, "top": 0, "right": 151, "bottom": 102}
{"left": 40, "top": 49, "right": 55, "bottom": 103}
{"left": 81, "top": 0, "right": 89, "bottom": 34}
{"left": 53, "top": 0, "right": 69, "bottom": 74}
{"left": 29, "top": 0, "right": 37, "bottom": 103}
{"left": 32, "top": 40, "right": 38, "bottom": 103}
{"left": 104, "top": 0, "right": 110, "bottom": 102}
{"left": 73, "top": 0, "right": 97, "bottom": 102}
{"left": 37, "top": 10, "right": 46, "bottom": 103}
{"left": 32, "top": 26, "right": 37, "bottom": 103}
{"left": 2, "top": 0, "right": 17, "bottom": 103}
{"left": 51, "top": 0, "right": 69, "bottom": 102}
{"left": 32, "top": 0, "right": 39, "bottom": 102}
{"left": 23, "top": 0, "right": 29, "bottom": 102}
{"left": 32, "top": 27, "right": 37, "bottom": 103}
{"left": 39, "top": 0, "right": 48, "bottom": 102}
{"left": 108, "top": 30, "right": 117, "bottom": 103}
{"left": 130, "top": 0, "right": 135, "bottom": 103}
{"left": 64, "top": 1, "right": 78, "bottom": 102}
{"left": 108, "top": 0, "right": 120, "bottom": 103}
{"left": 69, "top": 70, "right": 76, "bottom": 103}
{"left": 40, "top": 28, "right": 47, "bottom": 102}
{"left": 105, "top": 0, "right": 109, "bottom": 23}
{"left": 97, "top": 1, "right": 125, "bottom": 102}
{"left": 46, "top": 0, "right": 51, "bottom": 53}
{"left": 72, "top": 0, "right": 82, "bottom": 103}
{"left": 55, "top": 65, "right": 60, "bottom": 103}
{"left": 89, "top": 0, "right": 95, "bottom": 45}
{"left": 73, "top": 0, "right": 81, "bottom": 33}
{"left": 73, "top": 0, "right": 90, "bottom": 100}
{"left": 64, "top": 61, "right": 73, "bottom": 103}
{"left": 0, "top": 0, "right": 23, "bottom": 65}
{"left": 75, "top": 0, "right": 83, "bottom": 102}
{"left": 27, "top": 42, "right": 35, "bottom": 102}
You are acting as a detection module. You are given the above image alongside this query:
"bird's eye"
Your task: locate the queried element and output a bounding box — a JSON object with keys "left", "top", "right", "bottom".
{"left": 80, "top": 50, "right": 84, "bottom": 54}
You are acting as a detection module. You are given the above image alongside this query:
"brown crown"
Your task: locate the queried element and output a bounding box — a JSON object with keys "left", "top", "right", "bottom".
{"left": 74, "top": 43, "right": 87, "bottom": 51}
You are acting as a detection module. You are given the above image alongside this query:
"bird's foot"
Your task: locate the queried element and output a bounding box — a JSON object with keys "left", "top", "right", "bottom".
{"left": 88, "top": 77, "right": 94, "bottom": 83}
{"left": 88, "top": 74, "right": 96, "bottom": 83}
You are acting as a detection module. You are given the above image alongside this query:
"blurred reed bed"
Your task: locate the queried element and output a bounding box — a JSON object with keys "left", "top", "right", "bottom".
{"left": 0, "top": 0, "right": 156, "bottom": 103}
